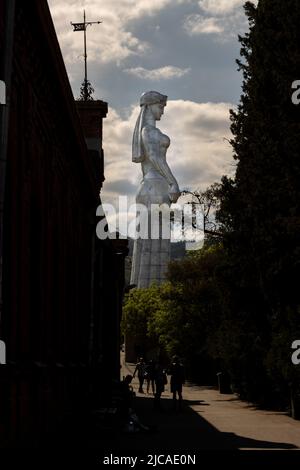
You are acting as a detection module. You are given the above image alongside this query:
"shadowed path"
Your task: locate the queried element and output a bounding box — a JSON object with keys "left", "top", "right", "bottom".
{"left": 36, "top": 358, "right": 300, "bottom": 469}
{"left": 101, "top": 359, "right": 300, "bottom": 454}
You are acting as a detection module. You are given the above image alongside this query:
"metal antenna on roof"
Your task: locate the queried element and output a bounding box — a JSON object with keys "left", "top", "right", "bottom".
{"left": 71, "top": 10, "right": 102, "bottom": 101}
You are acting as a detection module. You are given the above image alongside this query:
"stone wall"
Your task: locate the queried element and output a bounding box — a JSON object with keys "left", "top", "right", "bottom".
{"left": 0, "top": 0, "right": 127, "bottom": 447}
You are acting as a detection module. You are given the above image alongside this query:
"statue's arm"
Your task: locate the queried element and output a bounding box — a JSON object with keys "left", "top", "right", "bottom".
{"left": 142, "top": 126, "right": 179, "bottom": 189}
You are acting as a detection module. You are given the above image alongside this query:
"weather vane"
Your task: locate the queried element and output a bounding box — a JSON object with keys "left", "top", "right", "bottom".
{"left": 71, "top": 10, "right": 102, "bottom": 101}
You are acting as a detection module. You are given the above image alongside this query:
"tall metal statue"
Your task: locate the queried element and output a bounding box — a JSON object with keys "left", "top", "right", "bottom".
{"left": 130, "top": 91, "right": 180, "bottom": 288}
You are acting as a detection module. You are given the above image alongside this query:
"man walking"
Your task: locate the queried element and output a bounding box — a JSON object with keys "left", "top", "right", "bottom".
{"left": 169, "top": 356, "right": 185, "bottom": 410}
{"left": 133, "top": 357, "right": 146, "bottom": 393}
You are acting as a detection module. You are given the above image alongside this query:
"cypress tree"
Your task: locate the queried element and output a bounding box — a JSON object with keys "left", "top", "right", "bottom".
{"left": 218, "top": 0, "right": 300, "bottom": 407}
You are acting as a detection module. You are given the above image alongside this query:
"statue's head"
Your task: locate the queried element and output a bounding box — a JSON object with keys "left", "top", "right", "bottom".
{"left": 132, "top": 91, "right": 168, "bottom": 163}
{"left": 140, "top": 91, "right": 167, "bottom": 121}
{"left": 140, "top": 91, "right": 167, "bottom": 107}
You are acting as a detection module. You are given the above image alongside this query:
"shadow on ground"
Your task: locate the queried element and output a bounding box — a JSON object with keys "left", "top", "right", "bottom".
{"left": 85, "top": 394, "right": 298, "bottom": 453}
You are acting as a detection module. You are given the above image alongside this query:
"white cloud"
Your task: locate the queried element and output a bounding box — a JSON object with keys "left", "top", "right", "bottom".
{"left": 184, "top": 0, "right": 258, "bottom": 39}
{"left": 163, "top": 100, "right": 235, "bottom": 190}
{"left": 198, "top": 0, "right": 245, "bottom": 15}
{"left": 48, "top": 0, "right": 184, "bottom": 64}
{"left": 184, "top": 15, "right": 224, "bottom": 35}
{"left": 184, "top": 10, "right": 248, "bottom": 40}
{"left": 124, "top": 66, "right": 190, "bottom": 80}
{"left": 102, "top": 106, "right": 140, "bottom": 203}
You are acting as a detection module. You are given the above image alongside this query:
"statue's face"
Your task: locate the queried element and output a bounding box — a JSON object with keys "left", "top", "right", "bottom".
{"left": 150, "top": 102, "right": 165, "bottom": 120}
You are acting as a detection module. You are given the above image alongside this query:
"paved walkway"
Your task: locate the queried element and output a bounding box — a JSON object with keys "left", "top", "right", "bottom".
{"left": 113, "top": 359, "right": 300, "bottom": 453}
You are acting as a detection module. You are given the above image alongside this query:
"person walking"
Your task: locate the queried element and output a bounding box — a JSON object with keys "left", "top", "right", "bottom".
{"left": 153, "top": 361, "right": 167, "bottom": 411}
{"left": 133, "top": 357, "right": 146, "bottom": 393}
{"left": 169, "top": 355, "right": 185, "bottom": 410}
{"left": 145, "top": 359, "right": 156, "bottom": 395}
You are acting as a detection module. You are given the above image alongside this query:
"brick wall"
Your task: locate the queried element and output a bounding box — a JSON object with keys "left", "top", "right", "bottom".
{"left": 0, "top": 0, "right": 127, "bottom": 447}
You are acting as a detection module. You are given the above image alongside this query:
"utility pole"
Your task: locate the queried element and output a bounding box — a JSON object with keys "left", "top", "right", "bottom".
{"left": 71, "top": 10, "right": 102, "bottom": 101}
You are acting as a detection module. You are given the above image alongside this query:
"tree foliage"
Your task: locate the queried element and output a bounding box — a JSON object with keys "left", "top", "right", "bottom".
{"left": 216, "top": 0, "right": 300, "bottom": 406}
{"left": 123, "top": 246, "right": 226, "bottom": 382}
{"left": 122, "top": 284, "right": 161, "bottom": 341}
{"left": 181, "top": 183, "right": 222, "bottom": 240}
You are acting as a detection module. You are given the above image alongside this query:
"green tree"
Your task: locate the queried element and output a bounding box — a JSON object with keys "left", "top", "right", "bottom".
{"left": 151, "top": 246, "right": 226, "bottom": 382}
{"left": 122, "top": 247, "right": 226, "bottom": 381}
{"left": 122, "top": 284, "right": 162, "bottom": 355}
{"left": 217, "top": 0, "right": 300, "bottom": 407}
{"left": 181, "top": 183, "right": 223, "bottom": 242}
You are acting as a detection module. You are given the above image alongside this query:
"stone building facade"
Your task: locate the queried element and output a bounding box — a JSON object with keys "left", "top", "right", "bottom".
{"left": 0, "top": 0, "right": 127, "bottom": 447}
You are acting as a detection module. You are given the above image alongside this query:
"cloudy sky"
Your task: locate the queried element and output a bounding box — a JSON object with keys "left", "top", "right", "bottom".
{"left": 48, "top": 0, "right": 253, "bottom": 226}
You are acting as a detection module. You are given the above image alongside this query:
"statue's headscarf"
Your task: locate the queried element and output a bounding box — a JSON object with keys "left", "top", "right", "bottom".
{"left": 132, "top": 91, "right": 167, "bottom": 163}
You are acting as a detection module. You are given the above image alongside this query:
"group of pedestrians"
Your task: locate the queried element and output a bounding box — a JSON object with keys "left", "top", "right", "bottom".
{"left": 132, "top": 355, "right": 185, "bottom": 410}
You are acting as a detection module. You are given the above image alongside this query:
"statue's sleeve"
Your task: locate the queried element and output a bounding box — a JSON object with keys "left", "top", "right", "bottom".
{"left": 142, "top": 126, "right": 178, "bottom": 187}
